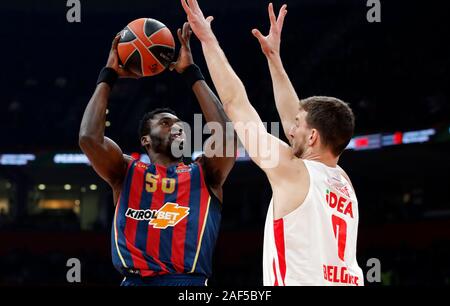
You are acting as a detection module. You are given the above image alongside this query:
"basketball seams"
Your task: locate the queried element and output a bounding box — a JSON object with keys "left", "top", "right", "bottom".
{"left": 120, "top": 19, "right": 174, "bottom": 76}
{"left": 147, "top": 47, "right": 165, "bottom": 70}
{"left": 131, "top": 41, "right": 146, "bottom": 77}
{"left": 147, "top": 27, "right": 168, "bottom": 45}
{"left": 122, "top": 42, "right": 138, "bottom": 66}
{"left": 149, "top": 43, "right": 175, "bottom": 48}
{"left": 127, "top": 25, "right": 151, "bottom": 75}
{"left": 128, "top": 25, "right": 161, "bottom": 75}
{"left": 143, "top": 19, "right": 153, "bottom": 45}
{"left": 127, "top": 26, "right": 150, "bottom": 48}
{"left": 138, "top": 25, "right": 171, "bottom": 70}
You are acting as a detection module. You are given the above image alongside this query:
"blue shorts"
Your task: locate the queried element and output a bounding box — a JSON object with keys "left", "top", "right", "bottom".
{"left": 121, "top": 274, "right": 208, "bottom": 286}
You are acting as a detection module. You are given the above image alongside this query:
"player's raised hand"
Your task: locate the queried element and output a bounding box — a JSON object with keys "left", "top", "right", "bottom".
{"left": 252, "top": 3, "right": 287, "bottom": 58}
{"left": 181, "top": 0, "right": 215, "bottom": 43}
{"left": 106, "top": 33, "right": 140, "bottom": 79}
{"left": 170, "top": 22, "right": 195, "bottom": 73}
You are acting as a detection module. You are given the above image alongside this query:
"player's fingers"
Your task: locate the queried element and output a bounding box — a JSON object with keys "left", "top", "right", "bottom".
{"left": 190, "top": 0, "right": 201, "bottom": 12}
{"left": 182, "top": 22, "right": 189, "bottom": 39}
{"left": 251, "top": 28, "right": 264, "bottom": 42}
{"left": 185, "top": 23, "right": 192, "bottom": 42}
{"left": 268, "top": 3, "right": 277, "bottom": 26}
{"left": 177, "top": 28, "right": 184, "bottom": 44}
{"left": 112, "top": 34, "right": 120, "bottom": 50}
{"left": 181, "top": 0, "right": 191, "bottom": 15}
{"left": 118, "top": 66, "right": 132, "bottom": 78}
{"left": 169, "top": 62, "right": 176, "bottom": 71}
{"left": 277, "top": 4, "right": 288, "bottom": 30}
{"left": 206, "top": 16, "right": 214, "bottom": 25}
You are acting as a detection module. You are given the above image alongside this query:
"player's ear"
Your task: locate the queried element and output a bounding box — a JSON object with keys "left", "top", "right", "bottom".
{"left": 141, "top": 135, "right": 151, "bottom": 148}
{"left": 309, "top": 129, "right": 319, "bottom": 146}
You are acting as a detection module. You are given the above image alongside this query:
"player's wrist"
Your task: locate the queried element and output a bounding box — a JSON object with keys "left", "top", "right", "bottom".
{"left": 199, "top": 33, "right": 218, "bottom": 47}
{"left": 181, "top": 64, "right": 205, "bottom": 88}
{"left": 266, "top": 50, "right": 281, "bottom": 61}
{"left": 97, "top": 67, "right": 118, "bottom": 88}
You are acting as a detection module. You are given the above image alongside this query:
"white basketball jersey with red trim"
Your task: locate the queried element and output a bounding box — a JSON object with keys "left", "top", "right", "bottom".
{"left": 263, "top": 160, "right": 364, "bottom": 286}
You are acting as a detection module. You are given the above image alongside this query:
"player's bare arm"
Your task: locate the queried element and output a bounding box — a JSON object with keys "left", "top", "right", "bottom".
{"left": 181, "top": 0, "right": 302, "bottom": 180}
{"left": 252, "top": 3, "right": 301, "bottom": 141}
{"left": 79, "top": 35, "right": 138, "bottom": 203}
{"left": 170, "top": 22, "right": 236, "bottom": 202}
{"left": 181, "top": 0, "right": 312, "bottom": 220}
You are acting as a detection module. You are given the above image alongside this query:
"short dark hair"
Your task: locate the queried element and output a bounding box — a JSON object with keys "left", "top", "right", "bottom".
{"left": 138, "top": 107, "right": 177, "bottom": 139}
{"left": 300, "top": 96, "right": 355, "bottom": 156}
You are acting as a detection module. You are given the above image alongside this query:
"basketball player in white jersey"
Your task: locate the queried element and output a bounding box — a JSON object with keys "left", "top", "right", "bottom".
{"left": 182, "top": 0, "right": 364, "bottom": 285}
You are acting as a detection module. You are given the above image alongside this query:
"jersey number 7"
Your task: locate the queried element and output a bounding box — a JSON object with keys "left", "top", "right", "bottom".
{"left": 331, "top": 214, "right": 347, "bottom": 261}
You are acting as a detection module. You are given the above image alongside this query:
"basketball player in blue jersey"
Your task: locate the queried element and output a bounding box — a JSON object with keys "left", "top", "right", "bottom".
{"left": 79, "top": 22, "right": 236, "bottom": 286}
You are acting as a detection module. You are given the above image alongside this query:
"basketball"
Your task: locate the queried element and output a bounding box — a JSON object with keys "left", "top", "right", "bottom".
{"left": 118, "top": 18, "right": 175, "bottom": 77}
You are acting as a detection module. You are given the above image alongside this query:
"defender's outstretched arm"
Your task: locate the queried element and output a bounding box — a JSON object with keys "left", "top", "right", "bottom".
{"left": 252, "top": 3, "right": 300, "bottom": 142}
{"left": 181, "top": 0, "right": 294, "bottom": 175}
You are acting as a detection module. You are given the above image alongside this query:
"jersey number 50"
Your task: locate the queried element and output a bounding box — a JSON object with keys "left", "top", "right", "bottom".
{"left": 145, "top": 173, "right": 176, "bottom": 194}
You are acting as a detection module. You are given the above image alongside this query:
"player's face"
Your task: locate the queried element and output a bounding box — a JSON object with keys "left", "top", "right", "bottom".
{"left": 289, "top": 110, "right": 311, "bottom": 158}
{"left": 148, "top": 113, "right": 186, "bottom": 157}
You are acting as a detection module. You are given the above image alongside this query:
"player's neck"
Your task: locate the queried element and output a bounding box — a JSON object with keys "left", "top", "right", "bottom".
{"left": 147, "top": 152, "right": 182, "bottom": 168}
{"left": 302, "top": 149, "right": 338, "bottom": 168}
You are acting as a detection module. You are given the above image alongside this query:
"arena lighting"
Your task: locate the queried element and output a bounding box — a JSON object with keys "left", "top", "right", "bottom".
{"left": 38, "top": 184, "right": 46, "bottom": 191}
{"left": 53, "top": 154, "right": 90, "bottom": 164}
{"left": 382, "top": 132, "right": 403, "bottom": 147}
{"left": 402, "top": 129, "right": 435, "bottom": 144}
{"left": 64, "top": 184, "right": 71, "bottom": 190}
{"left": 0, "top": 154, "right": 35, "bottom": 165}
{"left": 191, "top": 148, "right": 250, "bottom": 162}
{"left": 351, "top": 134, "right": 382, "bottom": 151}
{"left": 346, "top": 128, "right": 436, "bottom": 151}
{"left": 89, "top": 184, "right": 97, "bottom": 191}
{"left": 139, "top": 154, "right": 151, "bottom": 163}
{"left": 45, "top": 127, "right": 437, "bottom": 166}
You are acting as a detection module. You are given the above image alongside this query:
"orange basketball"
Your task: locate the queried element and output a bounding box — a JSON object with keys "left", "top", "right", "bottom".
{"left": 118, "top": 18, "right": 175, "bottom": 77}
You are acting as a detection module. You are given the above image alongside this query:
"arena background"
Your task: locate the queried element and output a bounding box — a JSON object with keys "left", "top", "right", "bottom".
{"left": 0, "top": 0, "right": 449, "bottom": 286}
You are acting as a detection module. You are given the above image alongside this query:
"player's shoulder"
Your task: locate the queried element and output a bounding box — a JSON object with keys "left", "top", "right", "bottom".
{"left": 336, "top": 165, "right": 355, "bottom": 191}
{"left": 122, "top": 155, "right": 150, "bottom": 172}
{"left": 123, "top": 154, "right": 134, "bottom": 165}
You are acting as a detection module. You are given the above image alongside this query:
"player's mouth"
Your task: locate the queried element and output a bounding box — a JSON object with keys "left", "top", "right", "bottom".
{"left": 170, "top": 132, "right": 184, "bottom": 142}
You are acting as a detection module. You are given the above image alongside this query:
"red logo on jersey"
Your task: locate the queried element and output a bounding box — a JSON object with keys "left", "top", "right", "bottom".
{"left": 326, "top": 190, "right": 354, "bottom": 219}
{"left": 323, "top": 264, "right": 360, "bottom": 286}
